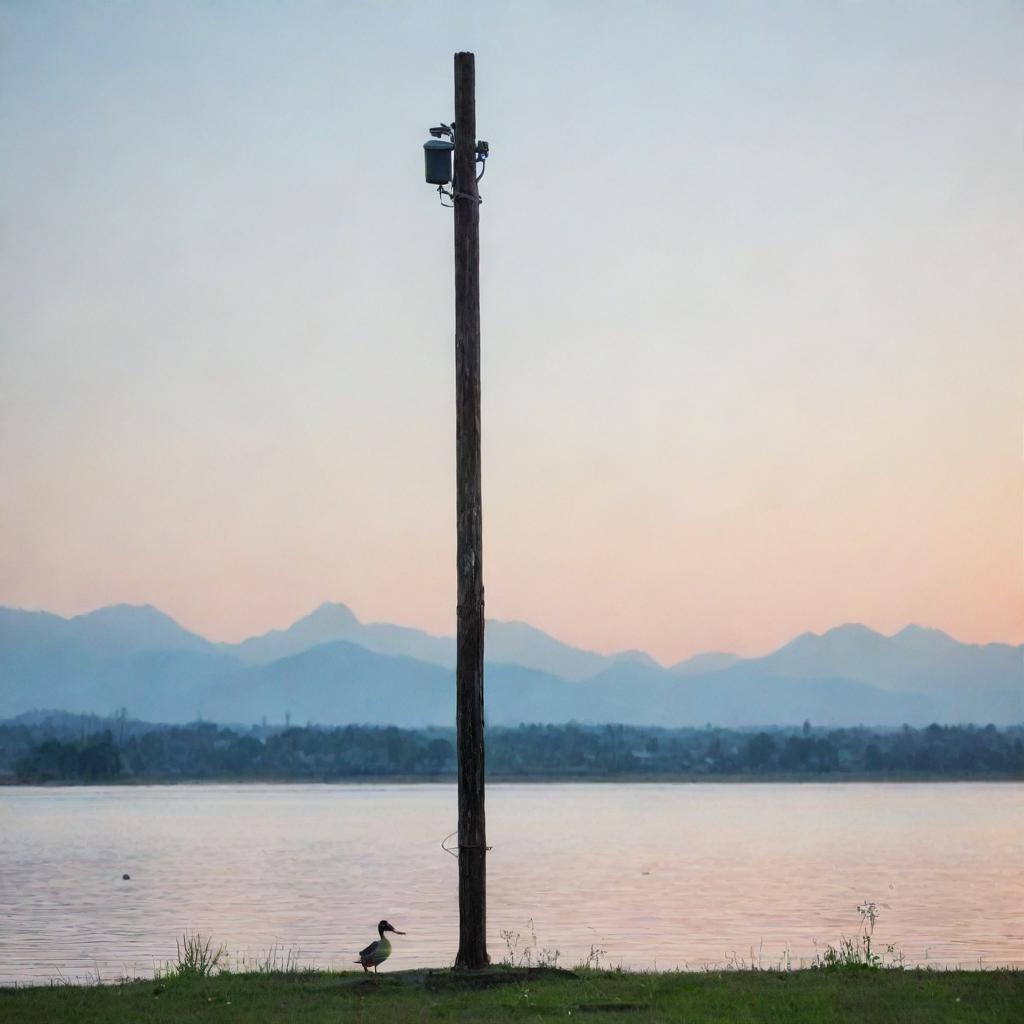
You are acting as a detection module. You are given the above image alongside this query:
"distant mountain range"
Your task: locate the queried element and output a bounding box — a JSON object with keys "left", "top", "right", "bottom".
{"left": 0, "top": 602, "right": 1019, "bottom": 727}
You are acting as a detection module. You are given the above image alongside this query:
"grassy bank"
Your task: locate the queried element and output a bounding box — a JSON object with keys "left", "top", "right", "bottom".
{"left": 4, "top": 967, "right": 1022, "bottom": 1023}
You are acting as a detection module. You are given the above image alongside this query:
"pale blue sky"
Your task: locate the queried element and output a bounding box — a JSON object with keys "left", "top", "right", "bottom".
{"left": 1, "top": 1, "right": 1021, "bottom": 660}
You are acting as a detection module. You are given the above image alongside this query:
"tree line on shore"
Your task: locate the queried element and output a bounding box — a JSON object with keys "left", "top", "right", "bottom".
{"left": 2, "top": 714, "right": 1021, "bottom": 782}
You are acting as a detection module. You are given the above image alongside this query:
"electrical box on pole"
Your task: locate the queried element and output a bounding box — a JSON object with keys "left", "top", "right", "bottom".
{"left": 423, "top": 138, "right": 455, "bottom": 185}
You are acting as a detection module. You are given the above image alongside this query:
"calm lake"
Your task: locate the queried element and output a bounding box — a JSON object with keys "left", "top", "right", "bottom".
{"left": 0, "top": 782, "right": 1021, "bottom": 983}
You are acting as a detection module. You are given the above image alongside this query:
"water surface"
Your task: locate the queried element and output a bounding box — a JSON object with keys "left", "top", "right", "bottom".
{"left": 0, "top": 782, "right": 1020, "bottom": 983}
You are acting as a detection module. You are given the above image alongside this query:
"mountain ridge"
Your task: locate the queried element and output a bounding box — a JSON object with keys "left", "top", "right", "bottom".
{"left": 6, "top": 600, "right": 1019, "bottom": 670}
{"left": 1, "top": 602, "right": 1019, "bottom": 728}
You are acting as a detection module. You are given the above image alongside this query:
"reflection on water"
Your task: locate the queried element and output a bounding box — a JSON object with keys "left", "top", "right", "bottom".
{"left": 0, "top": 782, "right": 1021, "bottom": 983}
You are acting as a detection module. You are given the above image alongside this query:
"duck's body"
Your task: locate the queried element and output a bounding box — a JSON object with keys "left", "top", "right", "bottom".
{"left": 357, "top": 933, "right": 392, "bottom": 971}
{"left": 356, "top": 920, "right": 405, "bottom": 973}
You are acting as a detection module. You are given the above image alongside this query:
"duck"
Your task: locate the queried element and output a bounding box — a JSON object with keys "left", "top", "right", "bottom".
{"left": 355, "top": 920, "right": 405, "bottom": 973}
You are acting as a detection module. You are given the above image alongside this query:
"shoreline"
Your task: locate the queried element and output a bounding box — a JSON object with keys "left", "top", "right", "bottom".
{"left": 3, "top": 771, "right": 1022, "bottom": 787}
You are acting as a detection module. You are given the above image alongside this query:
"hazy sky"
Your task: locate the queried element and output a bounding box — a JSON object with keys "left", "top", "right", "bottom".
{"left": 1, "top": 1, "right": 1021, "bottom": 662}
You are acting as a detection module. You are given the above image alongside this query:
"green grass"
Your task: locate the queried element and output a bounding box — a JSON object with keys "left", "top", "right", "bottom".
{"left": 3, "top": 966, "right": 1021, "bottom": 1023}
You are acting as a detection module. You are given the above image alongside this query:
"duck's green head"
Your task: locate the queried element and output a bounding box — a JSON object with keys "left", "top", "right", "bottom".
{"left": 379, "top": 920, "right": 406, "bottom": 936}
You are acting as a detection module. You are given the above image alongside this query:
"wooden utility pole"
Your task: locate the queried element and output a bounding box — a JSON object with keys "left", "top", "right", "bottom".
{"left": 453, "top": 50, "right": 488, "bottom": 970}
